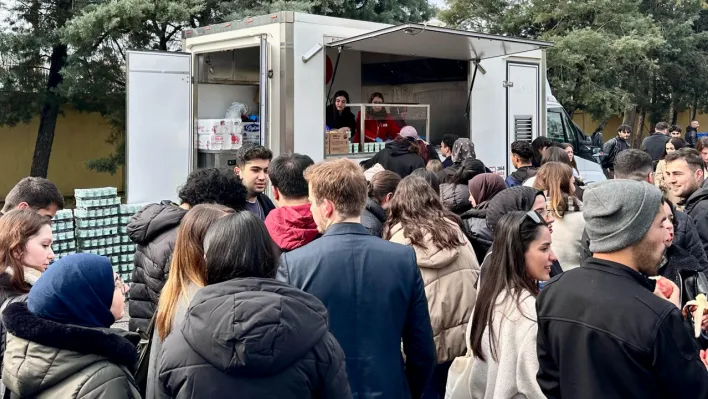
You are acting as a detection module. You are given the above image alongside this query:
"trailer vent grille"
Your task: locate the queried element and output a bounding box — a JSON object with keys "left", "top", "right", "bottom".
{"left": 514, "top": 116, "right": 533, "bottom": 142}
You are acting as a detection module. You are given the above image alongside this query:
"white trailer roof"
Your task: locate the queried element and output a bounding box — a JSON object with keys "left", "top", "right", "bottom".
{"left": 327, "top": 24, "right": 552, "bottom": 61}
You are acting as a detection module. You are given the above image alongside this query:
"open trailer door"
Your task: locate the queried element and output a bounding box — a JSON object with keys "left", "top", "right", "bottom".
{"left": 326, "top": 24, "right": 550, "bottom": 61}
{"left": 126, "top": 51, "right": 193, "bottom": 204}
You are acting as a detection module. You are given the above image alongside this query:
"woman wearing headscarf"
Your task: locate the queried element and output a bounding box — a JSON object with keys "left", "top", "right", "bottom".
{"left": 440, "top": 158, "right": 487, "bottom": 214}
{"left": 460, "top": 174, "right": 507, "bottom": 263}
{"left": 325, "top": 90, "right": 357, "bottom": 133}
{"left": 437, "top": 138, "right": 476, "bottom": 183}
{"left": 1, "top": 254, "right": 139, "bottom": 398}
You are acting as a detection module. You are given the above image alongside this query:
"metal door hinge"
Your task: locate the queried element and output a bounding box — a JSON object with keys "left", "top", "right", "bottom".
{"left": 268, "top": 70, "right": 274, "bottom": 78}
{"left": 503, "top": 81, "right": 514, "bottom": 88}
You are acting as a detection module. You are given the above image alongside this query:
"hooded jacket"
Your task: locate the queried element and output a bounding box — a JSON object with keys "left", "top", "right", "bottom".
{"left": 684, "top": 179, "right": 708, "bottom": 258}
{"left": 505, "top": 166, "right": 538, "bottom": 188}
{"left": 127, "top": 201, "right": 188, "bottom": 332}
{"left": 361, "top": 198, "right": 387, "bottom": 237}
{"left": 264, "top": 204, "right": 319, "bottom": 252}
{"left": 158, "top": 278, "right": 352, "bottom": 399}
{"left": 388, "top": 220, "right": 480, "bottom": 363}
{"left": 362, "top": 140, "right": 425, "bottom": 178}
{"left": 2, "top": 302, "right": 140, "bottom": 399}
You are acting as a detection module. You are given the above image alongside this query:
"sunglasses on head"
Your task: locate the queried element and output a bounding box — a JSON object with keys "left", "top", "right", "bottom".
{"left": 520, "top": 210, "right": 547, "bottom": 226}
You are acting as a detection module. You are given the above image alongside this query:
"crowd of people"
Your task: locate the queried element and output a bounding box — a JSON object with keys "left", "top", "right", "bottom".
{"left": 0, "top": 119, "right": 707, "bottom": 398}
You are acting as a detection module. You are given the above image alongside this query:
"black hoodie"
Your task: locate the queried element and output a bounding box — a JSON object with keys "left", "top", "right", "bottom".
{"left": 685, "top": 180, "right": 708, "bottom": 258}
{"left": 159, "top": 278, "right": 352, "bottom": 399}
{"left": 127, "top": 201, "right": 188, "bottom": 333}
{"left": 361, "top": 140, "right": 425, "bottom": 178}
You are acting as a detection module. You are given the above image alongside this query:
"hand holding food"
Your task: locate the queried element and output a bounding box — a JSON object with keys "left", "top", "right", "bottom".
{"left": 682, "top": 294, "right": 708, "bottom": 338}
{"left": 652, "top": 277, "right": 674, "bottom": 298}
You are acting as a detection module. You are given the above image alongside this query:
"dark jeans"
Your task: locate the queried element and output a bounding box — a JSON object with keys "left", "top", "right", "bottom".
{"left": 421, "top": 361, "right": 453, "bottom": 399}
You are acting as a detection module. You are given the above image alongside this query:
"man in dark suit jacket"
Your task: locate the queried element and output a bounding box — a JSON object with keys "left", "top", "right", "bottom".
{"left": 277, "top": 159, "right": 436, "bottom": 399}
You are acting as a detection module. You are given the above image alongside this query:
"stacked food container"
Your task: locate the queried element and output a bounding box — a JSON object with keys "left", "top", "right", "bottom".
{"left": 51, "top": 209, "right": 76, "bottom": 261}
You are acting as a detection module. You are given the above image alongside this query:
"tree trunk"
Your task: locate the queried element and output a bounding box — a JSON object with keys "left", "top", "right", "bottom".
{"left": 594, "top": 117, "right": 611, "bottom": 135}
{"left": 635, "top": 109, "right": 646, "bottom": 149}
{"left": 623, "top": 106, "right": 637, "bottom": 127}
{"left": 692, "top": 94, "right": 698, "bottom": 121}
{"left": 30, "top": 43, "right": 68, "bottom": 178}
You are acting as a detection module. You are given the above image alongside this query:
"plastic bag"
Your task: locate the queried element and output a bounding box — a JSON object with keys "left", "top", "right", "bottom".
{"left": 225, "top": 102, "right": 249, "bottom": 120}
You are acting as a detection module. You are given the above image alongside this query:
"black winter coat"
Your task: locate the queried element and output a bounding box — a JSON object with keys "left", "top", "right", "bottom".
{"left": 460, "top": 208, "right": 493, "bottom": 264}
{"left": 127, "top": 202, "right": 187, "bottom": 333}
{"left": 641, "top": 133, "right": 671, "bottom": 161}
{"left": 362, "top": 140, "right": 425, "bottom": 178}
{"left": 277, "top": 223, "right": 436, "bottom": 399}
{"left": 661, "top": 245, "right": 708, "bottom": 309}
{"left": 687, "top": 126, "right": 698, "bottom": 148}
{"left": 685, "top": 180, "right": 708, "bottom": 259}
{"left": 158, "top": 278, "right": 351, "bottom": 399}
{"left": 361, "top": 198, "right": 386, "bottom": 237}
{"left": 537, "top": 258, "right": 708, "bottom": 399}
{"left": 440, "top": 183, "right": 472, "bottom": 214}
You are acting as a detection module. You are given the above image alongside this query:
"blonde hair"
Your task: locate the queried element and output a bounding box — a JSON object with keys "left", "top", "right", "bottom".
{"left": 426, "top": 160, "right": 443, "bottom": 173}
{"left": 533, "top": 162, "right": 575, "bottom": 219}
{"left": 155, "top": 204, "right": 234, "bottom": 340}
{"left": 305, "top": 159, "right": 367, "bottom": 218}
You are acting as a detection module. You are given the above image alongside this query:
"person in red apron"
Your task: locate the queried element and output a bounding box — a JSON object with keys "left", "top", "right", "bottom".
{"left": 356, "top": 92, "right": 401, "bottom": 142}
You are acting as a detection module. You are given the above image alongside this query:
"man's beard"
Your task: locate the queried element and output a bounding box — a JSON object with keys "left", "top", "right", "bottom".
{"left": 633, "top": 238, "right": 665, "bottom": 276}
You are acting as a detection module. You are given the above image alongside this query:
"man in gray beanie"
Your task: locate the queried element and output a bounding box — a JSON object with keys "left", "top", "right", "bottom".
{"left": 536, "top": 179, "right": 708, "bottom": 398}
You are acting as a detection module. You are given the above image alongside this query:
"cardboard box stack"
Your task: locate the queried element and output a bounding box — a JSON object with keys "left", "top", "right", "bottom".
{"left": 51, "top": 210, "right": 76, "bottom": 261}
{"left": 326, "top": 130, "right": 350, "bottom": 155}
{"left": 73, "top": 188, "right": 135, "bottom": 284}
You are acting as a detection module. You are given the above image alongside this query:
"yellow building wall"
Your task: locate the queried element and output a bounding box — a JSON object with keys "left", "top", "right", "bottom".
{"left": 572, "top": 110, "right": 708, "bottom": 143}
{"left": 0, "top": 108, "right": 124, "bottom": 200}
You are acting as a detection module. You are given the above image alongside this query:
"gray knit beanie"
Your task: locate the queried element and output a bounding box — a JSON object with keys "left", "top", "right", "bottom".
{"left": 583, "top": 179, "right": 663, "bottom": 253}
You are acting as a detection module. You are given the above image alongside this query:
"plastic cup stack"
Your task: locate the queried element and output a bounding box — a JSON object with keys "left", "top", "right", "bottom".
{"left": 51, "top": 210, "right": 76, "bottom": 261}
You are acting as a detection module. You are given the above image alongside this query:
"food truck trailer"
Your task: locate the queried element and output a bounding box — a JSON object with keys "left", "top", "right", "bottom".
{"left": 126, "top": 11, "right": 602, "bottom": 204}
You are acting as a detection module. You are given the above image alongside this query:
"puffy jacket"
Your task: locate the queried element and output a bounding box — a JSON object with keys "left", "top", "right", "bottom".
{"left": 641, "top": 133, "right": 670, "bottom": 161}
{"left": 550, "top": 209, "right": 585, "bottom": 272}
{"left": 361, "top": 198, "right": 386, "bottom": 237}
{"left": 264, "top": 203, "right": 319, "bottom": 252}
{"left": 2, "top": 302, "right": 140, "bottom": 399}
{"left": 440, "top": 183, "right": 472, "bottom": 214}
{"left": 158, "top": 278, "right": 352, "bottom": 399}
{"left": 388, "top": 220, "right": 480, "bottom": 363}
{"left": 0, "top": 273, "right": 31, "bottom": 375}
{"left": 684, "top": 180, "right": 708, "bottom": 259}
{"left": 460, "top": 208, "right": 493, "bottom": 263}
{"left": 361, "top": 140, "right": 425, "bottom": 178}
{"left": 127, "top": 201, "right": 187, "bottom": 332}
{"left": 505, "top": 166, "right": 538, "bottom": 187}
{"left": 278, "top": 223, "right": 436, "bottom": 398}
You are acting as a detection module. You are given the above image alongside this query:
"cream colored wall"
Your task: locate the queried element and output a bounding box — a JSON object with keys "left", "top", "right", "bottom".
{"left": 572, "top": 110, "right": 708, "bottom": 143}
{"left": 0, "top": 108, "right": 124, "bottom": 200}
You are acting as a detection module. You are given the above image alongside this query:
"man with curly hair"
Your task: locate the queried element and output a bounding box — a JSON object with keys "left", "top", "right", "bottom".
{"left": 234, "top": 144, "right": 276, "bottom": 221}
{"left": 126, "top": 168, "right": 247, "bottom": 333}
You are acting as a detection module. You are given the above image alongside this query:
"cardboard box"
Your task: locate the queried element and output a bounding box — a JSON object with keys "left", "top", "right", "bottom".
{"left": 328, "top": 138, "right": 350, "bottom": 154}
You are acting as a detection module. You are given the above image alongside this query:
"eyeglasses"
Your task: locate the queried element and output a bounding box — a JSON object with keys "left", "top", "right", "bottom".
{"left": 520, "top": 210, "right": 547, "bottom": 226}
{"left": 114, "top": 274, "right": 129, "bottom": 295}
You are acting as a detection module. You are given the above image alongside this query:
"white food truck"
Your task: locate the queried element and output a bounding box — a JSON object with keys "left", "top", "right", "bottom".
{"left": 126, "top": 11, "right": 604, "bottom": 204}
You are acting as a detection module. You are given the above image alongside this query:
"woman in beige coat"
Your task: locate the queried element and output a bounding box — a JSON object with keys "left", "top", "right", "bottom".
{"left": 384, "top": 175, "right": 481, "bottom": 399}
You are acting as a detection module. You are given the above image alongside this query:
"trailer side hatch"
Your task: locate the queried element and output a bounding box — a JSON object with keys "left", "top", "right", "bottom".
{"left": 326, "top": 24, "right": 551, "bottom": 61}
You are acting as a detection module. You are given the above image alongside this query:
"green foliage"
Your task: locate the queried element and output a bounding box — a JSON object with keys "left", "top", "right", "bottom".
{"left": 441, "top": 0, "right": 708, "bottom": 129}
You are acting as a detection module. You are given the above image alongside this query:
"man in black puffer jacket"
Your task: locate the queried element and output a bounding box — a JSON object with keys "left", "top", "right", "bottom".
{"left": 127, "top": 168, "right": 248, "bottom": 332}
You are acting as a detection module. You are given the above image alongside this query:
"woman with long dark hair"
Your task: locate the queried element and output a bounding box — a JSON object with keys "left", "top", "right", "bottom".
{"left": 384, "top": 176, "right": 480, "bottom": 398}
{"left": 159, "top": 211, "right": 351, "bottom": 398}
{"left": 561, "top": 143, "right": 580, "bottom": 178}
{"left": 533, "top": 162, "right": 584, "bottom": 271}
{"left": 468, "top": 211, "right": 555, "bottom": 398}
{"left": 147, "top": 204, "right": 234, "bottom": 399}
{"left": 362, "top": 171, "right": 401, "bottom": 237}
{"left": 325, "top": 90, "right": 357, "bottom": 132}
{"left": 356, "top": 92, "right": 401, "bottom": 142}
